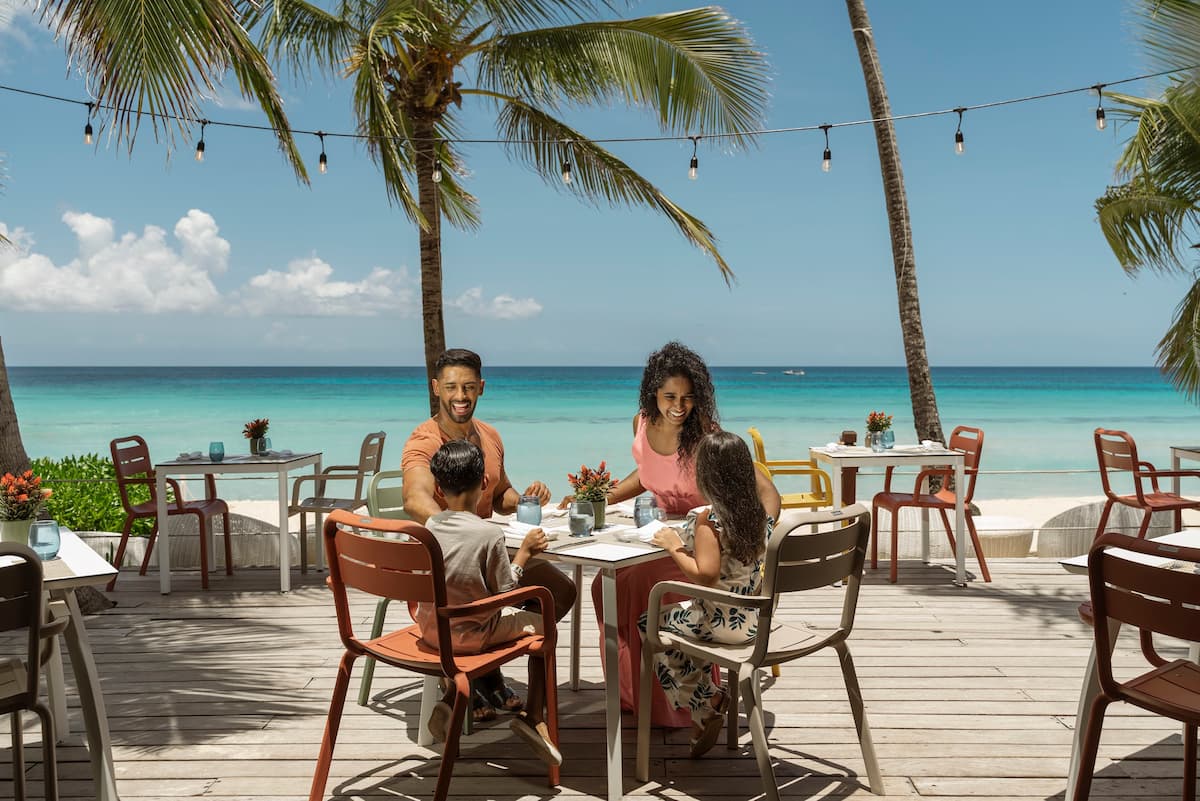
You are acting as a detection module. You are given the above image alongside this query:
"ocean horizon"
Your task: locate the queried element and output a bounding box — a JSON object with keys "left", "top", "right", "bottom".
{"left": 10, "top": 365, "right": 1198, "bottom": 501}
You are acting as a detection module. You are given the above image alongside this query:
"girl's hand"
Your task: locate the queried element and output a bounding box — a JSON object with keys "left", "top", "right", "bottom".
{"left": 651, "top": 526, "right": 684, "bottom": 554}
{"left": 519, "top": 528, "right": 548, "bottom": 557}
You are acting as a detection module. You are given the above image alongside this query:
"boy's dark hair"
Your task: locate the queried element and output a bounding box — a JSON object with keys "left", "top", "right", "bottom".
{"left": 434, "top": 348, "right": 483, "bottom": 379}
{"left": 430, "top": 439, "right": 485, "bottom": 496}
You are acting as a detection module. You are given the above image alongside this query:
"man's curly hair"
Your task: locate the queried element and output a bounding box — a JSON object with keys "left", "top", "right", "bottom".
{"left": 638, "top": 341, "right": 719, "bottom": 464}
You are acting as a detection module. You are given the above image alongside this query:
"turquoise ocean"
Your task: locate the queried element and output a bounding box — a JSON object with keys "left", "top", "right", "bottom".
{"left": 9, "top": 366, "right": 1199, "bottom": 501}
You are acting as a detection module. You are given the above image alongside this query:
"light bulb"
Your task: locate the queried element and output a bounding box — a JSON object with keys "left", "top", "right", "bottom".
{"left": 561, "top": 160, "right": 572, "bottom": 185}
{"left": 1096, "top": 107, "right": 1107, "bottom": 131}
{"left": 688, "top": 155, "right": 698, "bottom": 180}
{"left": 954, "top": 130, "right": 964, "bottom": 155}
{"left": 432, "top": 162, "right": 442, "bottom": 183}
{"left": 319, "top": 152, "right": 327, "bottom": 174}
{"left": 84, "top": 123, "right": 93, "bottom": 145}
{"left": 822, "top": 147, "right": 831, "bottom": 173}
{"left": 195, "top": 140, "right": 205, "bottom": 162}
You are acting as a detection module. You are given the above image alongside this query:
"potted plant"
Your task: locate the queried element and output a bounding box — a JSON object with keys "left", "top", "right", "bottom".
{"left": 0, "top": 469, "right": 53, "bottom": 543}
{"left": 866, "top": 410, "right": 894, "bottom": 452}
{"left": 243, "top": 417, "right": 270, "bottom": 455}
{"left": 567, "top": 461, "right": 617, "bottom": 530}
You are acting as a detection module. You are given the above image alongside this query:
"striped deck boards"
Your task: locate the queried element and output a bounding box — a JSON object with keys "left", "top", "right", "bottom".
{"left": 1, "top": 557, "right": 1195, "bottom": 800}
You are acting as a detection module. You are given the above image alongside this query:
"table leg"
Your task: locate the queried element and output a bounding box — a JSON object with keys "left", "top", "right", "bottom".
{"left": 156, "top": 473, "right": 171, "bottom": 594}
{"left": 571, "top": 564, "right": 583, "bottom": 692}
{"left": 954, "top": 458, "right": 967, "bottom": 586}
{"left": 601, "top": 567, "right": 622, "bottom": 801}
{"left": 1173, "top": 449, "right": 1182, "bottom": 498}
{"left": 830, "top": 462, "right": 844, "bottom": 511}
{"left": 43, "top": 598, "right": 69, "bottom": 737}
{"left": 313, "top": 458, "right": 325, "bottom": 572}
{"left": 920, "top": 509, "right": 930, "bottom": 564}
{"left": 278, "top": 470, "right": 291, "bottom": 594}
{"left": 54, "top": 588, "right": 121, "bottom": 801}
{"left": 1066, "top": 618, "right": 1120, "bottom": 801}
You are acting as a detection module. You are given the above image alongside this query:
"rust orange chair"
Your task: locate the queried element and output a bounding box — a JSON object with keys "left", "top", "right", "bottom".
{"left": 109, "top": 435, "right": 231, "bottom": 590}
{"left": 1093, "top": 428, "right": 1200, "bottom": 541}
{"left": 309, "top": 509, "right": 560, "bottom": 801}
{"left": 871, "top": 425, "right": 991, "bottom": 583}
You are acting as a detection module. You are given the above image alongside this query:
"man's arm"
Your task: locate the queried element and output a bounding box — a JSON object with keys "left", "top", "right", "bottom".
{"left": 492, "top": 465, "right": 520, "bottom": 515}
{"left": 402, "top": 463, "right": 443, "bottom": 525}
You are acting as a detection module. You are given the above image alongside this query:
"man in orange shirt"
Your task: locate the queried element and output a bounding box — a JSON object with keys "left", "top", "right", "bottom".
{"left": 402, "top": 348, "right": 577, "bottom": 717}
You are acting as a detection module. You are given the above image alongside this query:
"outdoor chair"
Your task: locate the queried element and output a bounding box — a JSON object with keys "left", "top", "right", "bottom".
{"left": 1093, "top": 428, "right": 1200, "bottom": 541}
{"left": 310, "top": 509, "right": 559, "bottom": 801}
{"left": 635, "top": 505, "right": 883, "bottom": 801}
{"left": 109, "top": 435, "right": 231, "bottom": 591}
{"left": 0, "top": 543, "right": 69, "bottom": 801}
{"left": 871, "top": 425, "right": 991, "bottom": 583}
{"left": 1072, "top": 532, "right": 1200, "bottom": 801}
{"left": 747, "top": 427, "right": 832, "bottom": 510}
{"left": 289, "top": 430, "right": 385, "bottom": 573}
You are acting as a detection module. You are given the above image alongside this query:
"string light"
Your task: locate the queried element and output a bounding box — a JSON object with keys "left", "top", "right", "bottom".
{"left": 317, "top": 131, "right": 327, "bottom": 173}
{"left": 1094, "top": 84, "right": 1107, "bottom": 131}
{"left": 688, "top": 136, "right": 699, "bottom": 180}
{"left": 820, "top": 124, "right": 832, "bottom": 172}
{"left": 195, "top": 119, "right": 207, "bottom": 162}
{"left": 561, "top": 140, "right": 573, "bottom": 185}
{"left": 953, "top": 108, "right": 965, "bottom": 155}
{"left": 432, "top": 140, "right": 443, "bottom": 183}
{"left": 83, "top": 102, "right": 93, "bottom": 145}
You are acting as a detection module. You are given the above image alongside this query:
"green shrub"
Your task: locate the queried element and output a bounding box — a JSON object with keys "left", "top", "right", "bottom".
{"left": 31, "top": 454, "right": 152, "bottom": 536}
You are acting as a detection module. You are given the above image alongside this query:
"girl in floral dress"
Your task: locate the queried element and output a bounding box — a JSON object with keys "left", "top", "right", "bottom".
{"left": 640, "top": 430, "right": 771, "bottom": 757}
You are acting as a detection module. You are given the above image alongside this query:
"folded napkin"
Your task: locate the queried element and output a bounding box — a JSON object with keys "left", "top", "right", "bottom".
{"left": 504, "top": 520, "right": 560, "bottom": 541}
{"left": 264, "top": 449, "right": 295, "bottom": 458}
{"left": 920, "top": 440, "right": 945, "bottom": 451}
{"left": 620, "top": 517, "right": 669, "bottom": 543}
{"left": 822, "top": 442, "right": 846, "bottom": 452}
{"left": 611, "top": 500, "right": 637, "bottom": 516}
{"left": 177, "top": 451, "right": 203, "bottom": 461}
{"left": 542, "top": 505, "right": 568, "bottom": 518}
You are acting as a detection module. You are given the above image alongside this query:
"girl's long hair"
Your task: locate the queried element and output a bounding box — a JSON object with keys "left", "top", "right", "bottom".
{"left": 695, "top": 431, "right": 767, "bottom": 565}
{"left": 638, "top": 341, "right": 718, "bottom": 465}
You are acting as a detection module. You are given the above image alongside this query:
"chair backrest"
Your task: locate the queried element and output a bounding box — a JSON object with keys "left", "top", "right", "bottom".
{"left": 751, "top": 504, "right": 870, "bottom": 663}
{"left": 322, "top": 509, "right": 459, "bottom": 676}
{"left": 347, "top": 431, "right": 387, "bottom": 501}
{"left": 1094, "top": 428, "right": 1145, "bottom": 504}
{"left": 1087, "top": 531, "right": 1200, "bottom": 699}
{"left": 367, "top": 469, "right": 409, "bottom": 520}
{"left": 0, "top": 543, "right": 46, "bottom": 708}
{"left": 110, "top": 435, "right": 156, "bottom": 512}
{"left": 948, "top": 426, "right": 984, "bottom": 503}
{"left": 747, "top": 427, "right": 769, "bottom": 464}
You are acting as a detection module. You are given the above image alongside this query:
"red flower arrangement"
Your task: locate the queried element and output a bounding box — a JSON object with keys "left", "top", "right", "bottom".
{"left": 866, "top": 410, "right": 893, "bottom": 432}
{"left": 243, "top": 418, "right": 270, "bottom": 439}
{"left": 1, "top": 470, "right": 53, "bottom": 521}
{"left": 567, "top": 461, "right": 618, "bottom": 502}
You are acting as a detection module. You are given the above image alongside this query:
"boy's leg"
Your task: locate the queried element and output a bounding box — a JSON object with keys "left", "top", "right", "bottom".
{"left": 520, "top": 559, "right": 577, "bottom": 622}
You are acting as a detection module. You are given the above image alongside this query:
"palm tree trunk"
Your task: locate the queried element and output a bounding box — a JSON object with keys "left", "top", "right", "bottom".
{"left": 845, "top": 0, "right": 944, "bottom": 445}
{"left": 0, "top": 338, "right": 31, "bottom": 474}
{"left": 414, "top": 119, "right": 446, "bottom": 417}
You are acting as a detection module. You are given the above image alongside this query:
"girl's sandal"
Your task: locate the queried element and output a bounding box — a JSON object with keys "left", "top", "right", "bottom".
{"left": 487, "top": 682, "right": 525, "bottom": 714}
{"left": 688, "top": 687, "right": 730, "bottom": 758}
{"left": 472, "top": 689, "right": 498, "bottom": 723}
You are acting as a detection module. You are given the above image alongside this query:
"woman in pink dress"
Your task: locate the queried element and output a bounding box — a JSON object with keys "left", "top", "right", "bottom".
{"left": 589, "top": 342, "right": 781, "bottom": 727}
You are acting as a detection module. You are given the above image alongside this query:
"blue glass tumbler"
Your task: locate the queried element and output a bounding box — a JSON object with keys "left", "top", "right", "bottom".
{"left": 634, "top": 496, "right": 660, "bottom": 528}
{"left": 516, "top": 495, "right": 542, "bottom": 525}
{"left": 29, "top": 520, "right": 61, "bottom": 560}
{"left": 209, "top": 441, "right": 225, "bottom": 462}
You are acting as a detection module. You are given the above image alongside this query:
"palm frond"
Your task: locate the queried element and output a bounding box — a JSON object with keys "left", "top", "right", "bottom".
{"left": 1095, "top": 180, "right": 1198, "bottom": 273}
{"left": 1155, "top": 275, "right": 1200, "bottom": 401}
{"left": 433, "top": 116, "right": 481, "bottom": 230}
{"left": 456, "top": 0, "right": 613, "bottom": 33}
{"left": 497, "top": 98, "right": 732, "bottom": 282}
{"left": 41, "top": 0, "right": 306, "bottom": 179}
{"left": 244, "top": 0, "right": 356, "bottom": 79}
{"left": 478, "top": 9, "right": 768, "bottom": 145}
{"left": 1136, "top": 0, "right": 1200, "bottom": 79}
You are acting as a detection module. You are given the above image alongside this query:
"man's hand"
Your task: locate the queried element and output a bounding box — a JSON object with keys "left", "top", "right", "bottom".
{"left": 523, "top": 481, "right": 551, "bottom": 505}
{"left": 651, "top": 526, "right": 684, "bottom": 555}
{"left": 518, "top": 527, "right": 549, "bottom": 557}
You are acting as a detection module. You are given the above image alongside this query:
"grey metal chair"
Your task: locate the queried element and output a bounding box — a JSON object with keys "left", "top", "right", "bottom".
{"left": 357, "top": 469, "right": 409, "bottom": 708}
{"left": 635, "top": 504, "right": 883, "bottom": 800}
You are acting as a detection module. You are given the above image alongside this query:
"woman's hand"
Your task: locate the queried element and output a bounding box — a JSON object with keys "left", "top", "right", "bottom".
{"left": 518, "top": 527, "right": 549, "bottom": 558}
{"left": 651, "top": 526, "right": 684, "bottom": 554}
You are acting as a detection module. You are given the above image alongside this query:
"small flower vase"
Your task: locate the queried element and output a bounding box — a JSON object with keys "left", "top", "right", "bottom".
{"left": 590, "top": 499, "right": 607, "bottom": 530}
{"left": 867, "top": 431, "right": 885, "bottom": 452}
{"left": 0, "top": 518, "right": 32, "bottom": 544}
{"left": 250, "top": 437, "right": 268, "bottom": 455}
{"left": 882, "top": 429, "right": 895, "bottom": 449}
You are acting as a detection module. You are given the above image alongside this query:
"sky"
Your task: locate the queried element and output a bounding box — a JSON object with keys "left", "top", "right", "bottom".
{"left": 0, "top": 0, "right": 1194, "bottom": 367}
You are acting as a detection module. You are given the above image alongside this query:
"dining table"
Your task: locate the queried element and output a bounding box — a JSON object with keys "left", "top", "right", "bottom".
{"left": 154, "top": 451, "right": 323, "bottom": 593}
{"left": 1058, "top": 529, "right": 1200, "bottom": 800}
{"left": 809, "top": 443, "right": 970, "bottom": 585}
{"left": 491, "top": 505, "right": 672, "bottom": 801}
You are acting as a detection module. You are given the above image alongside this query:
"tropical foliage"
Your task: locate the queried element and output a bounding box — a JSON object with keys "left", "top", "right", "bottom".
{"left": 1096, "top": 0, "right": 1200, "bottom": 400}
{"left": 32, "top": 454, "right": 153, "bottom": 535}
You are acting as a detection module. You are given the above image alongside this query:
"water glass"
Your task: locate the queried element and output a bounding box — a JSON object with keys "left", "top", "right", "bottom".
{"left": 209, "top": 441, "right": 225, "bottom": 462}
{"left": 882, "top": 430, "right": 895, "bottom": 449}
{"left": 516, "top": 495, "right": 542, "bottom": 525}
{"left": 568, "top": 501, "right": 595, "bottom": 538}
{"left": 634, "top": 496, "right": 660, "bottom": 528}
{"left": 28, "top": 520, "right": 61, "bottom": 560}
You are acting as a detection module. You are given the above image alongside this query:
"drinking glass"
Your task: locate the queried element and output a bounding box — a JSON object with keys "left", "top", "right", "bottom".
{"left": 516, "top": 495, "right": 542, "bottom": 525}
{"left": 262, "top": 437, "right": 272, "bottom": 453}
{"left": 882, "top": 430, "right": 895, "bottom": 449}
{"left": 568, "top": 501, "right": 595, "bottom": 538}
{"left": 209, "top": 441, "right": 225, "bottom": 462}
{"left": 28, "top": 520, "right": 61, "bottom": 560}
{"left": 634, "top": 496, "right": 660, "bottom": 528}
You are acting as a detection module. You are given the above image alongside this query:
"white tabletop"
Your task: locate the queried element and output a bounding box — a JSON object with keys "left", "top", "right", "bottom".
{"left": 1058, "top": 529, "right": 1200, "bottom": 575}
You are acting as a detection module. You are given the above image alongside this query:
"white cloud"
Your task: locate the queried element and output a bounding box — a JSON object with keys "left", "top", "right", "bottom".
{"left": 233, "top": 256, "right": 417, "bottom": 317}
{"left": 449, "top": 287, "right": 542, "bottom": 320}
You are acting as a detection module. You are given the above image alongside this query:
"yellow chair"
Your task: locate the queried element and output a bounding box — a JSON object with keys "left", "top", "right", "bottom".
{"left": 747, "top": 427, "right": 833, "bottom": 510}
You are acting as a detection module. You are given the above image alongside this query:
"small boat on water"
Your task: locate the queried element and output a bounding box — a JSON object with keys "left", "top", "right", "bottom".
{"left": 782, "top": 369, "right": 806, "bottom": 376}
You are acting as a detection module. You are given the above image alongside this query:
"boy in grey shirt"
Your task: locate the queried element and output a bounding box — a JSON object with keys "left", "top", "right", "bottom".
{"left": 419, "top": 439, "right": 562, "bottom": 765}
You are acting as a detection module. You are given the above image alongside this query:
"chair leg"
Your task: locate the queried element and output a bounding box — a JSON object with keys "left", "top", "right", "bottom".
{"left": 34, "top": 702, "right": 58, "bottom": 801}
{"left": 138, "top": 521, "right": 160, "bottom": 577}
{"left": 107, "top": 516, "right": 136, "bottom": 590}
{"left": 308, "top": 650, "right": 356, "bottom": 801}
{"left": 889, "top": 507, "right": 900, "bottom": 584}
{"left": 433, "top": 674, "right": 471, "bottom": 801}
{"left": 11, "top": 711, "right": 25, "bottom": 801}
{"left": 223, "top": 511, "right": 233, "bottom": 576}
{"left": 739, "top": 664, "right": 778, "bottom": 801}
{"left": 1137, "top": 509, "right": 1153, "bottom": 539}
{"left": 870, "top": 503, "right": 880, "bottom": 570}
{"left": 300, "top": 512, "right": 309, "bottom": 575}
{"left": 964, "top": 514, "right": 991, "bottom": 583}
{"left": 543, "top": 646, "right": 560, "bottom": 787}
{"left": 1093, "top": 499, "right": 1115, "bottom": 543}
{"left": 1071, "top": 695, "right": 1110, "bottom": 801}
{"left": 834, "top": 642, "right": 883, "bottom": 794}
{"left": 726, "top": 666, "right": 738, "bottom": 750}
{"left": 938, "top": 508, "right": 957, "bottom": 557}
{"left": 1184, "top": 722, "right": 1196, "bottom": 801}
{"left": 635, "top": 637, "right": 656, "bottom": 782}
{"left": 357, "top": 598, "right": 392, "bottom": 706}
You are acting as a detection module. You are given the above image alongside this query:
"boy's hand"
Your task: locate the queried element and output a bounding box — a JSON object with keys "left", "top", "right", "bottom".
{"left": 651, "top": 526, "right": 684, "bottom": 554}
{"left": 519, "top": 527, "right": 549, "bottom": 556}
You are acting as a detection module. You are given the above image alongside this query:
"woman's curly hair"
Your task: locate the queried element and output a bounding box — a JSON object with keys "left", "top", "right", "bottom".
{"left": 695, "top": 431, "right": 767, "bottom": 565}
{"left": 638, "top": 341, "right": 719, "bottom": 464}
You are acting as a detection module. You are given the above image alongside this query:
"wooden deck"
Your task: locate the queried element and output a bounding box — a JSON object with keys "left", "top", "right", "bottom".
{"left": 3, "top": 557, "right": 1196, "bottom": 800}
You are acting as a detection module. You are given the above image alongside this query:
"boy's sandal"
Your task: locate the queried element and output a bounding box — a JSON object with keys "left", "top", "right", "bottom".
{"left": 487, "top": 682, "right": 525, "bottom": 714}
{"left": 689, "top": 687, "right": 730, "bottom": 759}
{"left": 510, "top": 713, "right": 563, "bottom": 766}
{"left": 472, "top": 690, "right": 498, "bottom": 723}
{"left": 427, "top": 700, "right": 453, "bottom": 743}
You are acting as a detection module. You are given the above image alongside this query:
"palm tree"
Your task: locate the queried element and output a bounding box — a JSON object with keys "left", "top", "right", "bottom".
{"left": 1095, "top": 0, "right": 1200, "bottom": 400}
{"left": 250, "top": 0, "right": 769, "bottom": 414}
{"left": 844, "top": 0, "right": 944, "bottom": 443}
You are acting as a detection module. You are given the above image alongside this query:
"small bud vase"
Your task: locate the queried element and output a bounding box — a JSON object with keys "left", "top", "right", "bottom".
{"left": 867, "top": 431, "right": 885, "bottom": 452}
{"left": 590, "top": 499, "right": 607, "bottom": 530}
{"left": 0, "top": 519, "right": 32, "bottom": 544}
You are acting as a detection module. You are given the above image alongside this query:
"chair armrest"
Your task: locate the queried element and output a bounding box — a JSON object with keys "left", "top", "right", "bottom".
{"left": 163, "top": 478, "right": 189, "bottom": 511}
{"left": 291, "top": 471, "right": 363, "bottom": 505}
{"left": 768, "top": 464, "right": 832, "bottom": 499}
{"left": 38, "top": 601, "right": 70, "bottom": 666}
{"left": 643, "top": 579, "right": 770, "bottom": 651}
{"left": 439, "top": 585, "right": 557, "bottom": 648}
{"left": 763, "top": 459, "right": 818, "bottom": 469}
{"left": 910, "top": 466, "right": 951, "bottom": 495}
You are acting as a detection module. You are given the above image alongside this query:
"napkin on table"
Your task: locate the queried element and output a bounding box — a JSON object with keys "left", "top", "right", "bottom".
{"left": 177, "top": 451, "right": 203, "bottom": 460}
